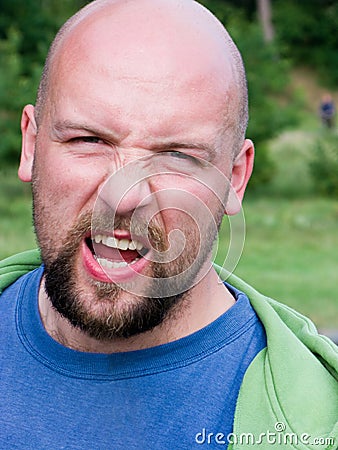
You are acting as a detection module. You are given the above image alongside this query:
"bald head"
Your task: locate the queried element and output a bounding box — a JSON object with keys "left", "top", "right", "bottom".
{"left": 35, "top": 0, "right": 248, "bottom": 155}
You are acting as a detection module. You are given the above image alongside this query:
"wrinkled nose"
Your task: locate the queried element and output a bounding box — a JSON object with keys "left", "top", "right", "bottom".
{"left": 98, "top": 160, "right": 154, "bottom": 217}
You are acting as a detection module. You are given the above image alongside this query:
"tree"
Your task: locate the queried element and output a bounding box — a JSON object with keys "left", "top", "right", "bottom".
{"left": 0, "top": 28, "right": 41, "bottom": 165}
{"left": 273, "top": 0, "right": 338, "bottom": 86}
{"left": 0, "top": 0, "right": 88, "bottom": 166}
{"left": 257, "top": 0, "right": 274, "bottom": 43}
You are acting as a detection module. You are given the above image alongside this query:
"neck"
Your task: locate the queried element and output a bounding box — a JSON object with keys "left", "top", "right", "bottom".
{"left": 38, "top": 268, "right": 235, "bottom": 353}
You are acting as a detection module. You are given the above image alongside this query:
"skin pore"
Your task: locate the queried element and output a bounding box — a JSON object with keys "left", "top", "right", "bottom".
{"left": 19, "top": 0, "right": 254, "bottom": 353}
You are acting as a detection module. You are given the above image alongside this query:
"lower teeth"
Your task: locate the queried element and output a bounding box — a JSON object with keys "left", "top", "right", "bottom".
{"left": 96, "top": 257, "right": 140, "bottom": 269}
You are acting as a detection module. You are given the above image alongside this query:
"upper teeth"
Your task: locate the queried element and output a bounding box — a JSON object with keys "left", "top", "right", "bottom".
{"left": 93, "top": 234, "right": 144, "bottom": 251}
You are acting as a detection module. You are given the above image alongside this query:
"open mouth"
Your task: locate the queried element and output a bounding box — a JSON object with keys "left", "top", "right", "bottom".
{"left": 85, "top": 234, "right": 149, "bottom": 270}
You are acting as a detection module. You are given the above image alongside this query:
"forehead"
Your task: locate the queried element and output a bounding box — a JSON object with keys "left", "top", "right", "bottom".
{"left": 45, "top": 1, "right": 236, "bottom": 152}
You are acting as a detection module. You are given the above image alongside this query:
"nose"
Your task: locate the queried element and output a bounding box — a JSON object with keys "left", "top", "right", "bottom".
{"left": 98, "top": 158, "right": 154, "bottom": 217}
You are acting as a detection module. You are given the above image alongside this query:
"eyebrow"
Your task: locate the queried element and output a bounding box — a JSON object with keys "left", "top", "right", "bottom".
{"left": 51, "top": 120, "right": 120, "bottom": 142}
{"left": 51, "top": 119, "right": 217, "bottom": 160}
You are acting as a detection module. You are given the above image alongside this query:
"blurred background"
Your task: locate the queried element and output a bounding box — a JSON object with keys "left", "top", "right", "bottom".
{"left": 0, "top": 0, "right": 337, "bottom": 333}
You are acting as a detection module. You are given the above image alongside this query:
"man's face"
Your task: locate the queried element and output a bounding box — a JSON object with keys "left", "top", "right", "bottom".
{"left": 25, "top": 11, "right": 238, "bottom": 340}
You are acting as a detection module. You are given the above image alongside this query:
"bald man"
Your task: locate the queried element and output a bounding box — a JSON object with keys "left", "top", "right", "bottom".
{"left": 0, "top": 1, "right": 337, "bottom": 448}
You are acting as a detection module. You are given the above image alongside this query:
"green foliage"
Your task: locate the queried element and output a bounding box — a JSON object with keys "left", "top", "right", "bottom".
{"left": 274, "top": 0, "right": 338, "bottom": 86}
{"left": 248, "top": 142, "right": 275, "bottom": 189}
{"left": 264, "top": 130, "right": 316, "bottom": 198}
{"left": 0, "top": 28, "right": 41, "bottom": 165}
{"left": 0, "top": 0, "right": 334, "bottom": 192}
{"left": 200, "top": 2, "right": 303, "bottom": 187}
{"left": 0, "top": 0, "right": 88, "bottom": 69}
{"left": 232, "top": 21, "right": 302, "bottom": 187}
{"left": 0, "top": 0, "right": 88, "bottom": 166}
{"left": 309, "top": 133, "right": 338, "bottom": 197}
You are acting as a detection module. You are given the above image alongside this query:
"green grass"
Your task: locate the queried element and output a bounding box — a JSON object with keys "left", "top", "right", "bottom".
{"left": 216, "top": 196, "right": 338, "bottom": 329}
{"left": 0, "top": 168, "right": 36, "bottom": 258}
{"left": 214, "top": 125, "right": 338, "bottom": 329}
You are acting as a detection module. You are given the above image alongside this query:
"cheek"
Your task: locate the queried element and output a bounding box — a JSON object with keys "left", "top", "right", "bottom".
{"left": 35, "top": 152, "right": 107, "bottom": 219}
{"left": 154, "top": 178, "right": 224, "bottom": 227}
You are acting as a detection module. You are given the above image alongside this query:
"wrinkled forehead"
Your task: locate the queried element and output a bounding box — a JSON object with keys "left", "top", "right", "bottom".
{"left": 51, "top": 0, "right": 236, "bottom": 98}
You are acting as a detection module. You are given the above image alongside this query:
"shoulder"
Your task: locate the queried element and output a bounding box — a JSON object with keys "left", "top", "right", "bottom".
{"left": 0, "top": 249, "right": 41, "bottom": 294}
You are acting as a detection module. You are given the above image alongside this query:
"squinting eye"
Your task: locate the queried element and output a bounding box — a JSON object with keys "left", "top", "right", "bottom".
{"left": 70, "top": 136, "right": 102, "bottom": 144}
{"left": 167, "top": 151, "right": 194, "bottom": 161}
{"left": 153, "top": 150, "right": 205, "bottom": 175}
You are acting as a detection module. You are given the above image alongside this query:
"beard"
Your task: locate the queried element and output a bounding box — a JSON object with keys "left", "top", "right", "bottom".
{"left": 33, "top": 178, "right": 224, "bottom": 342}
{"left": 41, "top": 213, "right": 200, "bottom": 340}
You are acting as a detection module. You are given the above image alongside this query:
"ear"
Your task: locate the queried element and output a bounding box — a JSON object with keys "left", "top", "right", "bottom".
{"left": 225, "top": 139, "right": 254, "bottom": 215}
{"left": 18, "top": 104, "right": 37, "bottom": 182}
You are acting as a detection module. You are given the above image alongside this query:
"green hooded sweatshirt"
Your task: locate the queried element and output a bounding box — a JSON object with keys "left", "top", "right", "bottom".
{"left": 1, "top": 249, "right": 337, "bottom": 449}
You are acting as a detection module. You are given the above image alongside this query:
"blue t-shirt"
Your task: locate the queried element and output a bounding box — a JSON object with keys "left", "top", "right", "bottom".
{"left": 0, "top": 266, "right": 266, "bottom": 449}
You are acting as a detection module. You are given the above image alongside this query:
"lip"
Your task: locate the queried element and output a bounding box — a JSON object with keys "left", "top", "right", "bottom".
{"left": 91, "top": 229, "right": 131, "bottom": 239}
{"left": 81, "top": 238, "right": 150, "bottom": 283}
